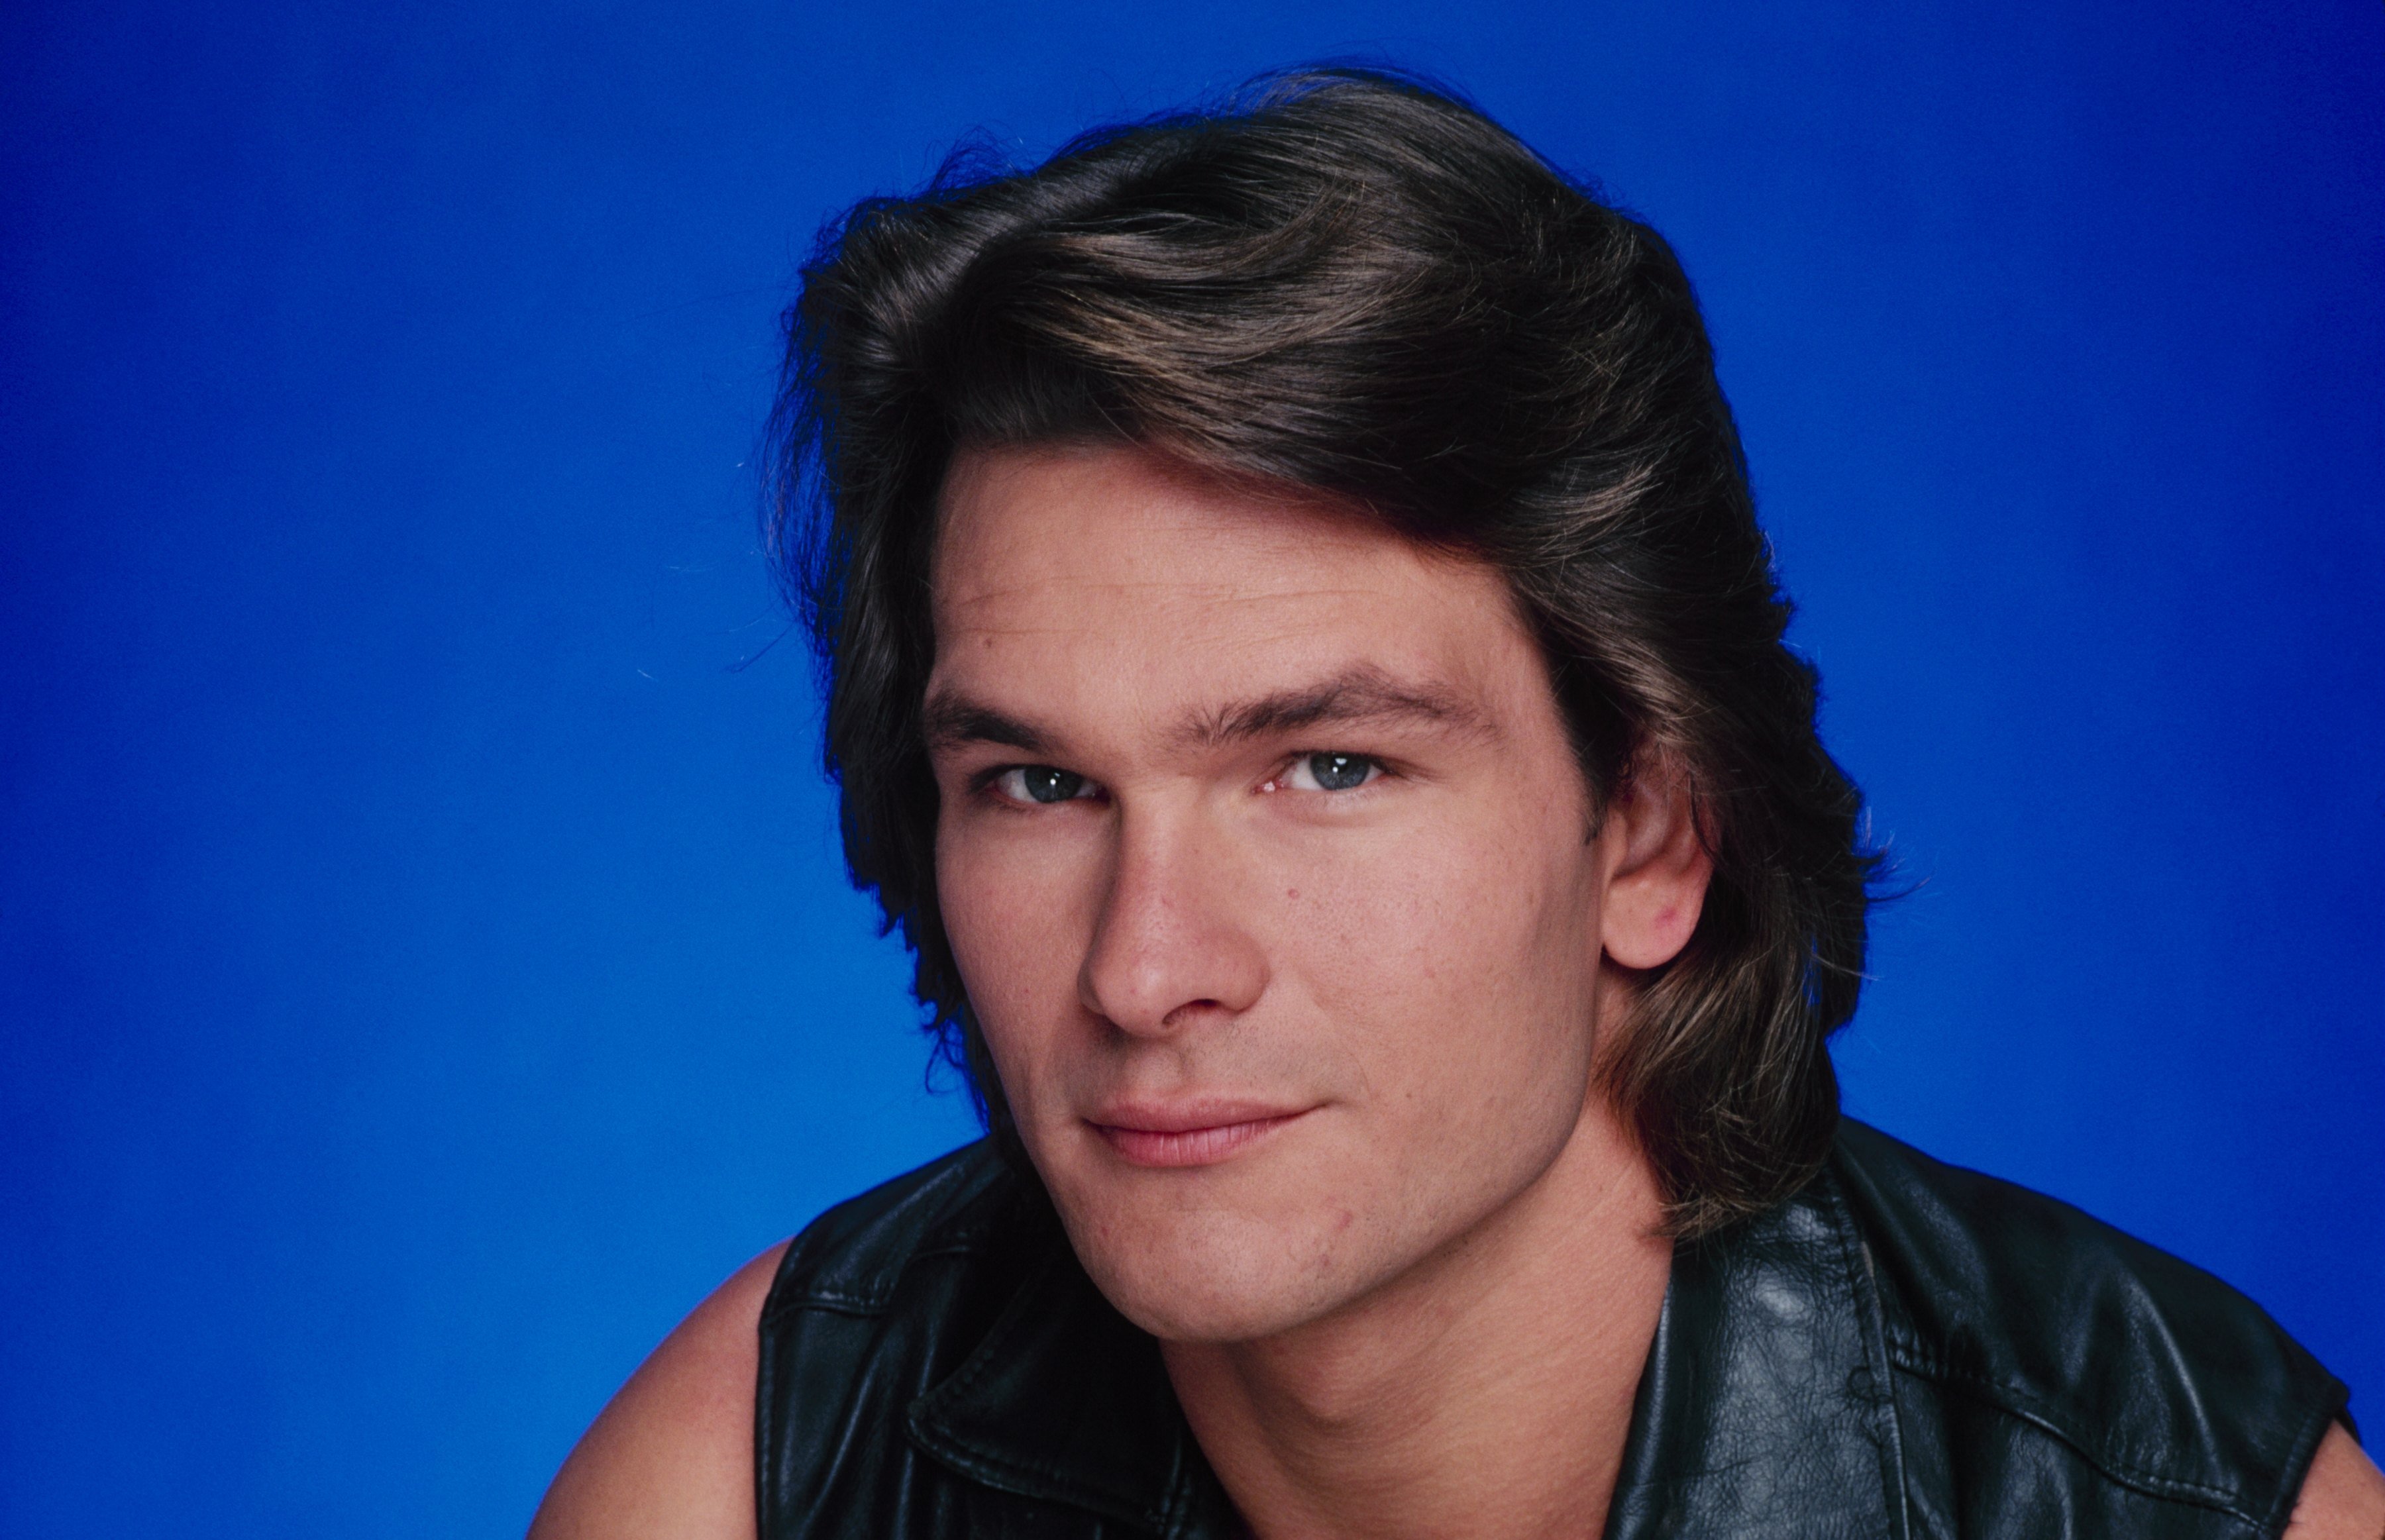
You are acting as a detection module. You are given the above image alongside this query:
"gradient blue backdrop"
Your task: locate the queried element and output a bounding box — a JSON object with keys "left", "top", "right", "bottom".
{"left": 3, "top": 3, "right": 2379, "bottom": 1533}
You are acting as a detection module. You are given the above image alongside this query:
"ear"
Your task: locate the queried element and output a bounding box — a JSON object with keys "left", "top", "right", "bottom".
{"left": 1597, "top": 752, "right": 1714, "bottom": 971}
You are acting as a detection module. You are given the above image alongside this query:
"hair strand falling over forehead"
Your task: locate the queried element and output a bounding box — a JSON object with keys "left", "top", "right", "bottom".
{"left": 768, "top": 66, "right": 1883, "bottom": 1239}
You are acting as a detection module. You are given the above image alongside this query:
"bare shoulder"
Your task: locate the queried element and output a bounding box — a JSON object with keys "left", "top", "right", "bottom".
{"left": 2284, "top": 1422, "right": 2385, "bottom": 1540}
{"left": 527, "top": 1241, "right": 792, "bottom": 1540}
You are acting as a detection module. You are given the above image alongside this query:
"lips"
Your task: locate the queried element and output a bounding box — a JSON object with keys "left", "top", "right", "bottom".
{"left": 1087, "top": 1101, "right": 1312, "bottom": 1168}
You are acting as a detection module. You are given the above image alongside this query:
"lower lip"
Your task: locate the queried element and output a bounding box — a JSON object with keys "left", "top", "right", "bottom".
{"left": 1092, "top": 1112, "right": 1308, "bottom": 1168}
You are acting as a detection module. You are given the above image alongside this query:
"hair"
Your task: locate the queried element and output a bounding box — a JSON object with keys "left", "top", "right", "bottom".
{"left": 768, "top": 68, "right": 1880, "bottom": 1238}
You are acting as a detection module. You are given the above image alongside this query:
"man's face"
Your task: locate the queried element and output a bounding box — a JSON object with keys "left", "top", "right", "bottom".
{"left": 927, "top": 444, "right": 1633, "bottom": 1343}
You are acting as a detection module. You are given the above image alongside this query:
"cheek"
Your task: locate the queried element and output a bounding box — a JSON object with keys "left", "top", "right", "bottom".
{"left": 1289, "top": 804, "right": 1601, "bottom": 1127}
{"left": 935, "top": 821, "right": 1100, "bottom": 1084}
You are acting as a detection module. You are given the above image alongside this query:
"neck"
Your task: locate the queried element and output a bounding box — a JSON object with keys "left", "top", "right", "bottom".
{"left": 1159, "top": 1096, "right": 1671, "bottom": 1540}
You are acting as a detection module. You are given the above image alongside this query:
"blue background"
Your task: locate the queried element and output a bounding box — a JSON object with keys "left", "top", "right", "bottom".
{"left": 3, "top": 2, "right": 2379, "bottom": 1533}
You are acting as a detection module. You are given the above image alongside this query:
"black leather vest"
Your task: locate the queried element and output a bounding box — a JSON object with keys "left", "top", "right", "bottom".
{"left": 755, "top": 1119, "right": 2350, "bottom": 1537}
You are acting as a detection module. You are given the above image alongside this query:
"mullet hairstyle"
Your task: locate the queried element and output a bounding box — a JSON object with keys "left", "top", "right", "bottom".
{"left": 769, "top": 69, "right": 1880, "bottom": 1238}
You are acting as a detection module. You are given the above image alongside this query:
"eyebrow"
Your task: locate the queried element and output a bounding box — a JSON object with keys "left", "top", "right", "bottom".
{"left": 1180, "top": 668, "right": 1486, "bottom": 749}
{"left": 921, "top": 667, "right": 1485, "bottom": 759}
{"left": 921, "top": 697, "right": 1047, "bottom": 754}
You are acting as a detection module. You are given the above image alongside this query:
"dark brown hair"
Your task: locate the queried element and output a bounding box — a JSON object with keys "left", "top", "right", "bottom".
{"left": 770, "top": 68, "right": 1879, "bottom": 1237}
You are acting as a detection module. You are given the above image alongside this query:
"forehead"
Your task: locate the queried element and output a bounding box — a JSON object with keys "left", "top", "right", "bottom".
{"left": 928, "top": 444, "right": 1532, "bottom": 715}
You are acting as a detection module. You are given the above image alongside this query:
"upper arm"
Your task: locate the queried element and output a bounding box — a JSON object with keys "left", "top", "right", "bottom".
{"left": 527, "top": 1241, "right": 792, "bottom": 1540}
{"left": 2282, "top": 1421, "right": 2385, "bottom": 1540}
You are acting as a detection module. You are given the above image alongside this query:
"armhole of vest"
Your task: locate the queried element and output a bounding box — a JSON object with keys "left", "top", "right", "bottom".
{"left": 1832, "top": 1127, "right": 2356, "bottom": 1537}
{"left": 748, "top": 1147, "right": 1024, "bottom": 1537}
{"left": 752, "top": 1240, "right": 801, "bottom": 1539}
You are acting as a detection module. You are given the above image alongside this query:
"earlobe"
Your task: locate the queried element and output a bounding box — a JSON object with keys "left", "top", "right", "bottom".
{"left": 1597, "top": 756, "right": 1714, "bottom": 972}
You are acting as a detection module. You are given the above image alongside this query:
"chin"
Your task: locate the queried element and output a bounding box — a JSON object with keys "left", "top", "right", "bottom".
{"left": 1052, "top": 1192, "right": 1371, "bottom": 1344}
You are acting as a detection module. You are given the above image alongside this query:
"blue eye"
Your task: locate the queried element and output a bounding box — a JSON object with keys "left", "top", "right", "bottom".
{"left": 1000, "top": 766, "right": 1089, "bottom": 804}
{"left": 1298, "top": 752, "right": 1376, "bottom": 792}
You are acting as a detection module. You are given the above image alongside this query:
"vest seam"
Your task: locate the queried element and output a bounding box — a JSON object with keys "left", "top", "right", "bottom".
{"left": 1881, "top": 1351, "right": 2263, "bottom": 1527}
{"left": 763, "top": 1244, "right": 994, "bottom": 1321}
{"left": 758, "top": 1291, "right": 890, "bottom": 1321}
{"left": 1154, "top": 1429, "right": 1197, "bottom": 1540}
{"left": 1819, "top": 1162, "right": 1914, "bottom": 1540}
{"left": 763, "top": 1147, "right": 1012, "bottom": 1321}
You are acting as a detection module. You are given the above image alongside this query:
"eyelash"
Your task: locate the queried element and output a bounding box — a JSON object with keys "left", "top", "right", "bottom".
{"left": 1259, "top": 751, "right": 1385, "bottom": 795}
{"left": 977, "top": 766, "right": 1102, "bottom": 807}
{"left": 979, "top": 752, "right": 1388, "bottom": 807}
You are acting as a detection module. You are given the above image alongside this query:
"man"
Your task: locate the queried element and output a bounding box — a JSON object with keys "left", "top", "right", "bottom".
{"left": 531, "top": 71, "right": 2382, "bottom": 1538}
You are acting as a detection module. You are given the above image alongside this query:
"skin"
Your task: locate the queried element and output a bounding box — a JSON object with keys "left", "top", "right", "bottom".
{"left": 922, "top": 443, "right": 1689, "bottom": 1537}
{"left": 527, "top": 442, "right": 2385, "bottom": 1540}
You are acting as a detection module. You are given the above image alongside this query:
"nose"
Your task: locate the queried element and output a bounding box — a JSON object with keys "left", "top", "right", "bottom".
{"left": 1079, "top": 802, "right": 1269, "bottom": 1037}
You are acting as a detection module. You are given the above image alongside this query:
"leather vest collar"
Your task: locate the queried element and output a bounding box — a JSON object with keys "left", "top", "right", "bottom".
{"left": 1605, "top": 1164, "right": 1910, "bottom": 1539}
{"left": 906, "top": 1168, "right": 1910, "bottom": 1539}
{"left": 906, "top": 1240, "right": 1232, "bottom": 1534}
